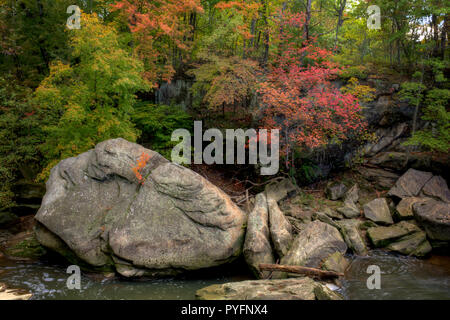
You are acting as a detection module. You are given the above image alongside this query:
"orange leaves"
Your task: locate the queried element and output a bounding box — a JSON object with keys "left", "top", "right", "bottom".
{"left": 132, "top": 152, "right": 151, "bottom": 184}
{"left": 112, "top": 0, "right": 203, "bottom": 84}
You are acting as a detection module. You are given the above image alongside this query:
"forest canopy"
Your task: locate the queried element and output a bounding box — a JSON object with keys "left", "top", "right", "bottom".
{"left": 0, "top": 0, "right": 448, "bottom": 210}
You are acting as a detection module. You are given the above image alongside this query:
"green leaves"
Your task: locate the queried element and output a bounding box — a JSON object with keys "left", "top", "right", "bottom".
{"left": 34, "top": 13, "right": 149, "bottom": 180}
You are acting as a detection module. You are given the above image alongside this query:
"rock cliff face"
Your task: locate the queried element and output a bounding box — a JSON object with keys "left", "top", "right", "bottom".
{"left": 35, "top": 138, "right": 246, "bottom": 277}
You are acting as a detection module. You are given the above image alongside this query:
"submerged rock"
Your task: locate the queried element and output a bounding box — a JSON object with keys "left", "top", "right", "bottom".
{"left": 243, "top": 193, "right": 275, "bottom": 278}
{"left": 196, "top": 278, "right": 343, "bottom": 300}
{"left": 413, "top": 198, "right": 450, "bottom": 241}
{"left": 363, "top": 198, "right": 393, "bottom": 225}
{"left": 35, "top": 138, "right": 246, "bottom": 277}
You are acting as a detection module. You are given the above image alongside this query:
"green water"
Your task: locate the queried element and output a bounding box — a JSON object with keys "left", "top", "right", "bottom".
{"left": 1, "top": 251, "right": 449, "bottom": 300}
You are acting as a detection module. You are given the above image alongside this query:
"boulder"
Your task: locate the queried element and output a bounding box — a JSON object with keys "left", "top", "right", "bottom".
{"left": 421, "top": 175, "right": 450, "bottom": 203}
{"left": 196, "top": 278, "right": 343, "bottom": 300}
{"left": 335, "top": 219, "right": 368, "bottom": 255}
{"left": 388, "top": 168, "right": 433, "bottom": 199}
{"left": 367, "top": 221, "right": 420, "bottom": 247}
{"left": 359, "top": 167, "right": 400, "bottom": 189}
{"left": 413, "top": 198, "right": 450, "bottom": 241}
{"left": 35, "top": 138, "right": 246, "bottom": 276}
{"left": 386, "top": 231, "right": 432, "bottom": 257}
{"left": 265, "top": 178, "right": 297, "bottom": 202}
{"left": 337, "top": 201, "right": 360, "bottom": 218}
{"left": 280, "top": 221, "right": 347, "bottom": 271}
{"left": 325, "top": 182, "right": 347, "bottom": 200}
{"left": 268, "top": 198, "right": 293, "bottom": 258}
{"left": 0, "top": 283, "right": 32, "bottom": 300}
{"left": 322, "top": 252, "right": 349, "bottom": 274}
{"left": 243, "top": 193, "right": 275, "bottom": 278}
{"left": 344, "top": 184, "right": 359, "bottom": 204}
{"left": 369, "top": 152, "right": 408, "bottom": 171}
{"left": 395, "top": 197, "right": 422, "bottom": 220}
{"left": 363, "top": 198, "right": 393, "bottom": 224}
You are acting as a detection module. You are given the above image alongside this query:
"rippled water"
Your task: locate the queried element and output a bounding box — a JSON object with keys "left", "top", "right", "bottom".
{"left": 1, "top": 251, "right": 449, "bottom": 300}
{"left": 341, "top": 250, "right": 450, "bottom": 300}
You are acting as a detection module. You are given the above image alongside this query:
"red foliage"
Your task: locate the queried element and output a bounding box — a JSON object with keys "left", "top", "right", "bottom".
{"left": 259, "top": 12, "right": 366, "bottom": 158}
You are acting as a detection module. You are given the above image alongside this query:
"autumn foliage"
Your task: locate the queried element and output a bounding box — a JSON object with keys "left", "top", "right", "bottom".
{"left": 259, "top": 12, "right": 366, "bottom": 161}
{"left": 132, "top": 152, "right": 151, "bottom": 184}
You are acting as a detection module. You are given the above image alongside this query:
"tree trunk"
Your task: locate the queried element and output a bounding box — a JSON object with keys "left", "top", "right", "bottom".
{"left": 259, "top": 264, "right": 344, "bottom": 279}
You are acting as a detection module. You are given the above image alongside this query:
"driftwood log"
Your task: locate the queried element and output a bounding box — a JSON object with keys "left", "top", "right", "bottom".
{"left": 259, "top": 263, "right": 344, "bottom": 279}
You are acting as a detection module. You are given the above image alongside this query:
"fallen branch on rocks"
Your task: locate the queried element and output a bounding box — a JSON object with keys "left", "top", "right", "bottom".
{"left": 259, "top": 263, "right": 344, "bottom": 279}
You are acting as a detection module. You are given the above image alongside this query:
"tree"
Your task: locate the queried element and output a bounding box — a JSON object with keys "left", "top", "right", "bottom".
{"left": 34, "top": 13, "right": 149, "bottom": 180}
{"left": 112, "top": 0, "right": 204, "bottom": 87}
{"left": 259, "top": 11, "right": 366, "bottom": 169}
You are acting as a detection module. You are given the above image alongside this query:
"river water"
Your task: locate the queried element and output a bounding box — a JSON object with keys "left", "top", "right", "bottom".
{"left": 1, "top": 250, "right": 449, "bottom": 300}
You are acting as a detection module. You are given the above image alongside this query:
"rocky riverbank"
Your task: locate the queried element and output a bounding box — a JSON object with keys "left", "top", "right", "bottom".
{"left": 0, "top": 138, "right": 449, "bottom": 300}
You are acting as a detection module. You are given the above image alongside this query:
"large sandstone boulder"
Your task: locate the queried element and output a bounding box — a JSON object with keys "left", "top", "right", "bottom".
{"left": 196, "top": 278, "right": 343, "bottom": 300}
{"left": 395, "top": 197, "right": 422, "bottom": 220}
{"left": 280, "top": 221, "right": 347, "bottom": 271}
{"left": 413, "top": 198, "right": 450, "bottom": 241}
{"left": 35, "top": 138, "right": 246, "bottom": 277}
{"left": 243, "top": 193, "right": 275, "bottom": 278}
{"left": 325, "top": 182, "right": 347, "bottom": 200}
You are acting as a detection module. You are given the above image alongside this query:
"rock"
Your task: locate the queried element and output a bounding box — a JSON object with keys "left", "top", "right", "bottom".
{"left": 0, "top": 283, "right": 32, "bottom": 300}
{"left": 195, "top": 278, "right": 343, "bottom": 300}
{"left": 386, "top": 231, "right": 432, "bottom": 257}
{"left": 325, "top": 182, "right": 347, "bottom": 200}
{"left": 268, "top": 199, "right": 293, "bottom": 258}
{"left": 322, "top": 207, "right": 343, "bottom": 220}
{"left": 265, "top": 178, "right": 297, "bottom": 202}
{"left": 363, "top": 198, "right": 393, "bottom": 224}
{"left": 369, "top": 152, "right": 408, "bottom": 171}
{"left": 367, "top": 221, "right": 420, "bottom": 247}
{"left": 344, "top": 184, "right": 359, "bottom": 204}
{"left": 363, "top": 123, "right": 408, "bottom": 156}
{"left": 243, "top": 193, "right": 275, "bottom": 278}
{"left": 413, "top": 198, "right": 450, "bottom": 241}
{"left": 0, "top": 211, "right": 19, "bottom": 228}
{"left": 35, "top": 138, "right": 246, "bottom": 276}
{"left": 335, "top": 219, "right": 368, "bottom": 255}
{"left": 395, "top": 197, "right": 422, "bottom": 220}
{"left": 322, "top": 252, "right": 349, "bottom": 273}
{"left": 359, "top": 167, "right": 400, "bottom": 189}
{"left": 337, "top": 201, "right": 360, "bottom": 218}
{"left": 421, "top": 175, "right": 450, "bottom": 203}
{"left": 312, "top": 211, "right": 340, "bottom": 229}
{"left": 280, "top": 221, "right": 347, "bottom": 272}
{"left": 387, "top": 168, "right": 433, "bottom": 199}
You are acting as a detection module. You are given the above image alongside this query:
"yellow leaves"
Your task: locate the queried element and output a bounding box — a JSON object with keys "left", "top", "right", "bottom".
{"left": 341, "top": 77, "right": 376, "bottom": 103}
